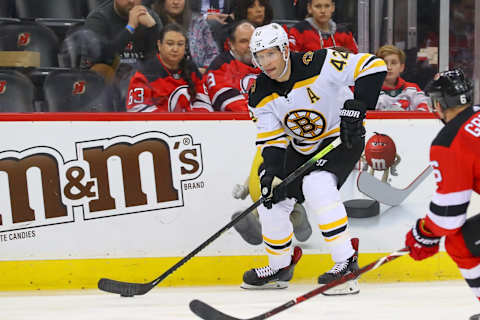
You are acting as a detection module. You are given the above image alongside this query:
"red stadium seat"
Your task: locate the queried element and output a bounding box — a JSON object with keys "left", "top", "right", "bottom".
{"left": 0, "top": 69, "right": 35, "bottom": 112}
{"left": 44, "top": 69, "right": 114, "bottom": 112}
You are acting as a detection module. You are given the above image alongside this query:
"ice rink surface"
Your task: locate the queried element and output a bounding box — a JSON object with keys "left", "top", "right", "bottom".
{"left": 0, "top": 281, "right": 477, "bottom": 320}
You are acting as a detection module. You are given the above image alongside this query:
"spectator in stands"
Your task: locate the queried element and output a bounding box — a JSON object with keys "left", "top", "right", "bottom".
{"left": 190, "top": 0, "right": 234, "bottom": 25}
{"left": 288, "top": 0, "right": 358, "bottom": 53}
{"left": 233, "top": 0, "right": 273, "bottom": 27}
{"left": 204, "top": 20, "right": 260, "bottom": 112}
{"left": 213, "top": 0, "right": 273, "bottom": 52}
{"left": 80, "top": 0, "right": 163, "bottom": 81}
{"left": 152, "top": 0, "right": 219, "bottom": 73}
{"left": 126, "top": 23, "right": 212, "bottom": 112}
{"left": 375, "top": 45, "right": 430, "bottom": 112}
{"left": 190, "top": 0, "right": 235, "bottom": 51}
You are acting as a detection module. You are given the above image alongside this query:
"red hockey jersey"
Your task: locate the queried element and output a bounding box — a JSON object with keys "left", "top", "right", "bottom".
{"left": 204, "top": 51, "right": 261, "bottom": 112}
{"left": 288, "top": 19, "right": 358, "bottom": 54}
{"left": 126, "top": 54, "right": 212, "bottom": 112}
{"left": 425, "top": 106, "right": 480, "bottom": 236}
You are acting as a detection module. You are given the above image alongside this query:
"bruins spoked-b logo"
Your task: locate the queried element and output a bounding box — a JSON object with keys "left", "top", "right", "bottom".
{"left": 284, "top": 109, "right": 326, "bottom": 138}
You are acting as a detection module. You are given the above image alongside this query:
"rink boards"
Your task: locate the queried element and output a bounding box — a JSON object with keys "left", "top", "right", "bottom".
{"left": 0, "top": 112, "right": 477, "bottom": 290}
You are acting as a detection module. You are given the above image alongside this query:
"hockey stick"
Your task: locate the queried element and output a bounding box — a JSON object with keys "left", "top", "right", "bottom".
{"left": 357, "top": 165, "right": 433, "bottom": 206}
{"left": 190, "top": 247, "right": 409, "bottom": 320}
{"left": 98, "top": 137, "right": 342, "bottom": 296}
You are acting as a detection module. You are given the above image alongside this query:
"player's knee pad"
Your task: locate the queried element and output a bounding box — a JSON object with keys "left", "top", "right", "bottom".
{"left": 302, "top": 171, "right": 340, "bottom": 209}
{"left": 462, "top": 214, "right": 480, "bottom": 257}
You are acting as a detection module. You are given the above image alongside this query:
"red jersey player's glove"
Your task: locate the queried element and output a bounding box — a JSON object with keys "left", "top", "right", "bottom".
{"left": 405, "top": 218, "right": 441, "bottom": 261}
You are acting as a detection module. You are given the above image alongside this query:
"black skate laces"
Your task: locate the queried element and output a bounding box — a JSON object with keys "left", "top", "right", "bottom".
{"left": 254, "top": 266, "right": 278, "bottom": 278}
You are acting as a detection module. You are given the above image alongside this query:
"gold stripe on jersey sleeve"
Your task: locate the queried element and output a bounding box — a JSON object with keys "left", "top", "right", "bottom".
{"left": 292, "top": 75, "right": 319, "bottom": 90}
{"left": 257, "top": 128, "right": 285, "bottom": 140}
{"left": 256, "top": 93, "right": 280, "bottom": 109}
{"left": 263, "top": 232, "right": 293, "bottom": 245}
{"left": 354, "top": 54, "right": 372, "bottom": 80}
{"left": 357, "top": 60, "right": 386, "bottom": 78}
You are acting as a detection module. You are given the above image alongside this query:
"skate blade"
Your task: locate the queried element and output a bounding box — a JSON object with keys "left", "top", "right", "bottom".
{"left": 321, "top": 279, "right": 360, "bottom": 296}
{"left": 240, "top": 281, "right": 289, "bottom": 290}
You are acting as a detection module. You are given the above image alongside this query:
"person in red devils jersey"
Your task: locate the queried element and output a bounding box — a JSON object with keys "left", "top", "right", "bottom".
{"left": 126, "top": 23, "right": 212, "bottom": 112}
{"left": 288, "top": 0, "right": 358, "bottom": 54}
{"left": 204, "top": 20, "right": 261, "bottom": 112}
{"left": 405, "top": 69, "right": 480, "bottom": 306}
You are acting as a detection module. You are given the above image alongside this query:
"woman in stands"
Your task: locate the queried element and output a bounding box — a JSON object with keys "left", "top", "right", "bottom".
{"left": 233, "top": 0, "right": 273, "bottom": 27}
{"left": 216, "top": 0, "right": 273, "bottom": 52}
{"left": 288, "top": 0, "right": 358, "bottom": 53}
{"left": 126, "top": 24, "right": 212, "bottom": 112}
{"left": 152, "top": 0, "right": 219, "bottom": 73}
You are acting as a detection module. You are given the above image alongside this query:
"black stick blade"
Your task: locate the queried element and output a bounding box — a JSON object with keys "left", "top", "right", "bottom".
{"left": 98, "top": 278, "right": 153, "bottom": 296}
{"left": 190, "top": 299, "right": 244, "bottom": 320}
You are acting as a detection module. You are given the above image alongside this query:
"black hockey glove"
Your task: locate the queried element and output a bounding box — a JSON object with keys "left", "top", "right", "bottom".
{"left": 340, "top": 99, "right": 367, "bottom": 149}
{"left": 260, "top": 172, "right": 287, "bottom": 209}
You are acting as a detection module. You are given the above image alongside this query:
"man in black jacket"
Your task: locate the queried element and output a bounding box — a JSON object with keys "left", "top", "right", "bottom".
{"left": 80, "top": 0, "right": 162, "bottom": 73}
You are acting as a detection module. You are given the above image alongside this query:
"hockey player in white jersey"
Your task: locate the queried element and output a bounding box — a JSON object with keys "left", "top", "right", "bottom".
{"left": 242, "top": 23, "right": 386, "bottom": 294}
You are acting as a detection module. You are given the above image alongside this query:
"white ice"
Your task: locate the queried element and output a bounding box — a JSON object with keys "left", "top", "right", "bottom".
{"left": 0, "top": 281, "right": 477, "bottom": 320}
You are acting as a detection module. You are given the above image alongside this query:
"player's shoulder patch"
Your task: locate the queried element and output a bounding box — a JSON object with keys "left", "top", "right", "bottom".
{"left": 302, "top": 51, "right": 314, "bottom": 66}
{"left": 291, "top": 50, "right": 327, "bottom": 81}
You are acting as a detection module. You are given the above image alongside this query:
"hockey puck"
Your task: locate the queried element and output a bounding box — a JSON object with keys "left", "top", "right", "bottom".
{"left": 344, "top": 199, "right": 380, "bottom": 218}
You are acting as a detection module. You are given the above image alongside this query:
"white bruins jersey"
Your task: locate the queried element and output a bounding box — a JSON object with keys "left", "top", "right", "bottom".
{"left": 249, "top": 49, "right": 387, "bottom": 155}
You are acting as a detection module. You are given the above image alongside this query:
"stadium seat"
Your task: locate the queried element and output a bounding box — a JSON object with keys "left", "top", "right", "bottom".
{"left": 0, "top": 21, "right": 59, "bottom": 67}
{"left": 58, "top": 22, "right": 104, "bottom": 69}
{"left": 0, "top": 0, "right": 13, "bottom": 18}
{"left": 0, "top": 69, "right": 35, "bottom": 112}
{"left": 36, "top": 18, "right": 86, "bottom": 42}
{"left": 270, "top": 0, "right": 296, "bottom": 20}
{"left": 273, "top": 19, "right": 300, "bottom": 30}
{"left": 86, "top": 0, "right": 110, "bottom": 13}
{"left": 15, "top": 0, "right": 85, "bottom": 19}
{"left": 44, "top": 69, "right": 115, "bottom": 112}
